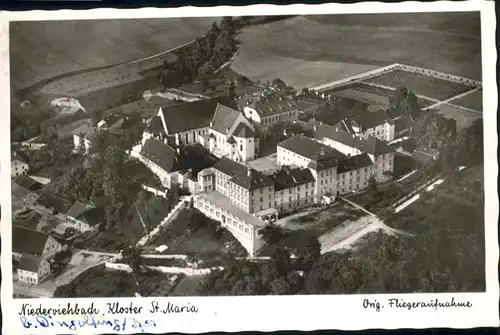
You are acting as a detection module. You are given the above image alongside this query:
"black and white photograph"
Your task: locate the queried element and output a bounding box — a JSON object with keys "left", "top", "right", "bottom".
{"left": 4, "top": 6, "right": 490, "bottom": 303}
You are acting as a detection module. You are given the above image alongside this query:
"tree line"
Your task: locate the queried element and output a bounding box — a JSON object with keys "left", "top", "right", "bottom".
{"left": 159, "top": 17, "right": 238, "bottom": 90}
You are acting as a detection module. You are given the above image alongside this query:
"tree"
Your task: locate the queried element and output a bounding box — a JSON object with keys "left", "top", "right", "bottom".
{"left": 259, "top": 224, "right": 286, "bottom": 245}
{"left": 389, "top": 86, "right": 422, "bottom": 120}
{"left": 368, "top": 175, "right": 377, "bottom": 191}
{"left": 271, "top": 78, "right": 287, "bottom": 91}
{"left": 271, "top": 247, "right": 292, "bottom": 275}
{"left": 123, "top": 246, "right": 143, "bottom": 274}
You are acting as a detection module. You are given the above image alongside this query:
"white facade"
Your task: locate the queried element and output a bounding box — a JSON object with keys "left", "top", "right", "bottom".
{"left": 243, "top": 105, "right": 299, "bottom": 128}
{"left": 203, "top": 113, "right": 258, "bottom": 163}
{"left": 194, "top": 193, "right": 265, "bottom": 257}
{"left": 17, "top": 259, "right": 51, "bottom": 285}
{"left": 73, "top": 134, "right": 92, "bottom": 154}
{"left": 11, "top": 159, "right": 28, "bottom": 177}
{"left": 357, "top": 122, "right": 395, "bottom": 142}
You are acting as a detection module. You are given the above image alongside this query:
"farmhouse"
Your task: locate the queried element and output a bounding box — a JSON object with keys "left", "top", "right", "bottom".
{"left": 66, "top": 201, "right": 104, "bottom": 233}
{"left": 334, "top": 110, "right": 395, "bottom": 142}
{"left": 12, "top": 226, "right": 63, "bottom": 261}
{"left": 241, "top": 95, "right": 300, "bottom": 128}
{"left": 17, "top": 255, "right": 51, "bottom": 285}
{"left": 11, "top": 151, "right": 29, "bottom": 177}
{"left": 73, "top": 207, "right": 105, "bottom": 233}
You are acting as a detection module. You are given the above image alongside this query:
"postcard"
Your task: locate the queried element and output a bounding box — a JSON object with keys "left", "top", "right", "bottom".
{"left": 1, "top": 1, "right": 498, "bottom": 334}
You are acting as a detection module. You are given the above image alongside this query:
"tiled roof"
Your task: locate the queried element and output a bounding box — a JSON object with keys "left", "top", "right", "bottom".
{"left": 15, "top": 175, "right": 41, "bottom": 191}
{"left": 76, "top": 207, "right": 105, "bottom": 227}
{"left": 161, "top": 97, "right": 234, "bottom": 134}
{"left": 140, "top": 138, "right": 181, "bottom": 173}
{"left": 148, "top": 116, "right": 166, "bottom": 135}
{"left": 248, "top": 96, "right": 299, "bottom": 116}
{"left": 212, "top": 157, "right": 247, "bottom": 177}
{"left": 211, "top": 103, "right": 241, "bottom": 134}
{"left": 66, "top": 201, "right": 93, "bottom": 219}
{"left": 278, "top": 134, "right": 346, "bottom": 161}
{"left": 272, "top": 167, "right": 315, "bottom": 191}
{"left": 349, "top": 110, "right": 393, "bottom": 130}
{"left": 71, "top": 123, "right": 95, "bottom": 139}
{"left": 394, "top": 115, "right": 415, "bottom": 134}
{"left": 232, "top": 123, "right": 254, "bottom": 138}
{"left": 311, "top": 121, "right": 394, "bottom": 156}
{"left": 12, "top": 226, "right": 49, "bottom": 256}
{"left": 11, "top": 150, "right": 29, "bottom": 164}
{"left": 36, "top": 192, "right": 72, "bottom": 213}
{"left": 337, "top": 153, "right": 373, "bottom": 174}
{"left": 18, "top": 255, "right": 44, "bottom": 272}
{"left": 361, "top": 137, "right": 394, "bottom": 156}
{"left": 230, "top": 168, "right": 274, "bottom": 191}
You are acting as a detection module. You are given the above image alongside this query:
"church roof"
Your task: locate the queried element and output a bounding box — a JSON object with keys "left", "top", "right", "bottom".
{"left": 211, "top": 103, "right": 241, "bottom": 134}
{"left": 232, "top": 123, "right": 254, "bottom": 138}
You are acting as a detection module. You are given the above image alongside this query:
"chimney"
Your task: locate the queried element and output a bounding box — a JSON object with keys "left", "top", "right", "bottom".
{"left": 176, "top": 148, "right": 180, "bottom": 155}
{"left": 247, "top": 167, "right": 251, "bottom": 177}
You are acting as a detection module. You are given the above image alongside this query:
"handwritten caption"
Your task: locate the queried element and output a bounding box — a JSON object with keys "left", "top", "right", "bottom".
{"left": 362, "top": 297, "right": 473, "bottom": 312}
{"left": 18, "top": 301, "right": 198, "bottom": 332}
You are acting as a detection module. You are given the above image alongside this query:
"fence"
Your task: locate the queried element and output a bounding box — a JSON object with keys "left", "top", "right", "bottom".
{"left": 141, "top": 184, "right": 168, "bottom": 199}
{"left": 105, "top": 261, "right": 224, "bottom": 276}
{"left": 310, "top": 63, "right": 481, "bottom": 93}
{"left": 136, "top": 195, "right": 192, "bottom": 247}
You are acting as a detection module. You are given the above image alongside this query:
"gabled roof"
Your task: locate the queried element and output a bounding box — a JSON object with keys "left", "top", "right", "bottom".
{"left": 148, "top": 116, "right": 166, "bottom": 136}
{"left": 278, "top": 134, "right": 346, "bottom": 162}
{"left": 212, "top": 157, "right": 247, "bottom": 177}
{"left": 348, "top": 110, "right": 393, "bottom": 130}
{"left": 273, "top": 167, "right": 315, "bottom": 191}
{"left": 15, "top": 175, "right": 41, "bottom": 191}
{"left": 71, "top": 123, "right": 95, "bottom": 139}
{"left": 230, "top": 168, "right": 274, "bottom": 191}
{"left": 161, "top": 97, "right": 235, "bottom": 134}
{"left": 140, "top": 138, "right": 181, "bottom": 173}
{"left": 11, "top": 150, "right": 29, "bottom": 164}
{"left": 36, "top": 192, "right": 72, "bottom": 213}
{"left": 337, "top": 153, "right": 373, "bottom": 174}
{"left": 361, "top": 137, "right": 394, "bottom": 156}
{"left": 18, "top": 255, "right": 44, "bottom": 272}
{"left": 232, "top": 123, "right": 254, "bottom": 138}
{"left": 66, "top": 201, "right": 93, "bottom": 219}
{"left": 311, "top": 121, "right": 394, "bottom": 156}
{"left": 12, "top": 226, "right": 50, "bottom": 256}
{"left": 76, "top": 207, "right": 105, "bottom": 227}
{"left": 211, "top": 103, "right": 241, "bottom": 135}
{"left": 227, "top": 136, "right": 236, "bottom": 144}
{"left": 248, "top": 96, "right": 299, "bottom": 116}
{"left": 394, "top": 115, "right": 415, "bottom": 134}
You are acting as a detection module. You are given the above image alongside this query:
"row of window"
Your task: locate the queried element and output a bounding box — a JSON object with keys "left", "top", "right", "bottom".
{"left": 201, "top": 202, "right": 251, "bottom": 235}
{"left": 261, "top": 111, "right": 297, "bottom": 124}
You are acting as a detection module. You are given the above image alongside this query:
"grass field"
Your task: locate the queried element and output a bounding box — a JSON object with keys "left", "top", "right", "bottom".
{"left": 10, "top": 18, "right": 217, "bottom": 91}
{"left": 449, "top": 88, "right": 483, "bottom": 112}
{"left": 364, "top": 70, "right": 475, "bottom": 101}
{"left": 231, "top": 13, "right": 481, "bottom": 89}
{"left": 434, "top": 104, "right": 483, "bottom": 129}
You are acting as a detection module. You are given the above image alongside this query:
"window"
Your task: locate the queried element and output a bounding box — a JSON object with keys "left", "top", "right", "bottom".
{"left": 260, "top": 204, "right": 263, "bottom": 210}
{"left": 260, "top": 197, "right": 263, "bottom": 202}
{"left": 240, "top": 144, "right": 243, "bottom": 151}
